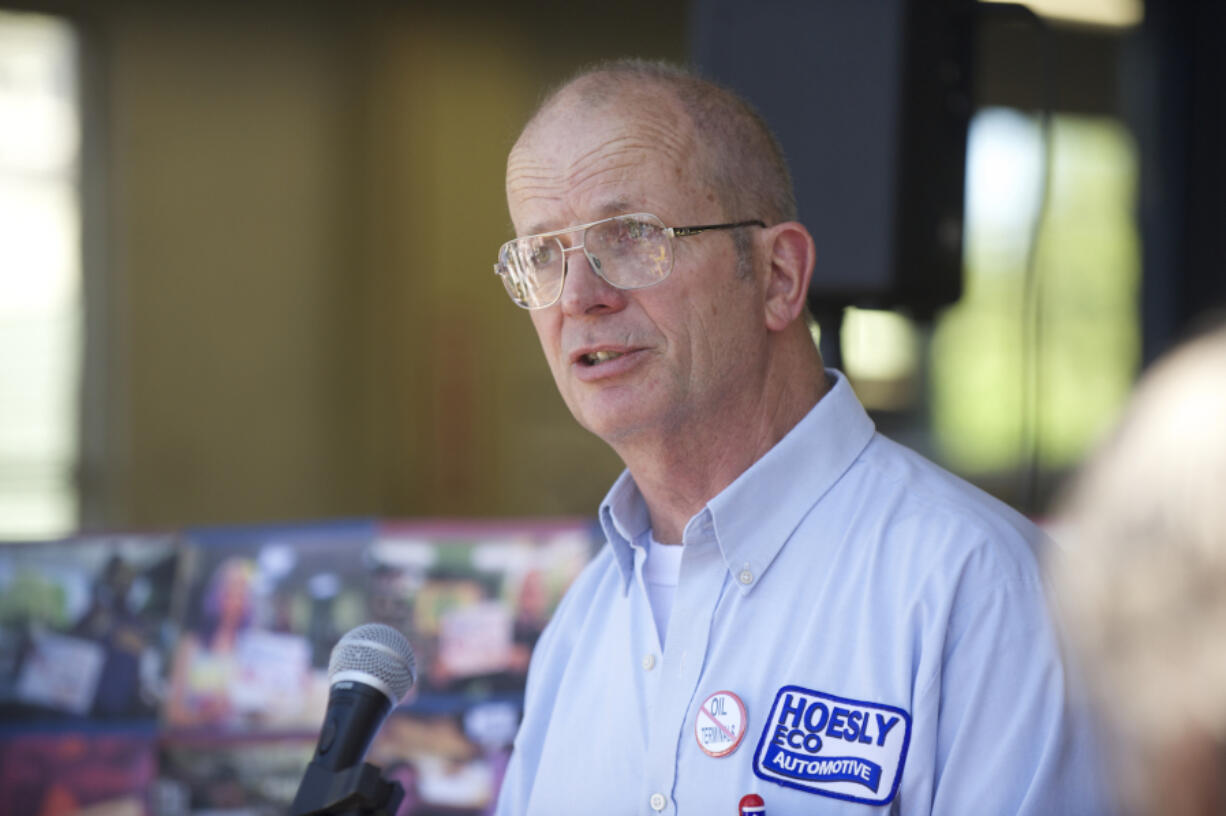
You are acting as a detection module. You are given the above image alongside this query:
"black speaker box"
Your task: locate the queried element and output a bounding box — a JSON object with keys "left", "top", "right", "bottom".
{"left": 690, "top": 0, "right": 975, "bottom": 316}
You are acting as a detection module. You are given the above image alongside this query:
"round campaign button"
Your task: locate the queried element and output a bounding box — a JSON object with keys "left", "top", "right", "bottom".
{"left": 738, "top": 793, "right": 766, "bottom": 815}
{"left": 694, "top": 690, "right": 747, "bottom": 758}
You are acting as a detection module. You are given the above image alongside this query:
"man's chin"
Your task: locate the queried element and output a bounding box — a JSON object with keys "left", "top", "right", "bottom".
{"left": 576, "top": 404, "right": 653, "bottom": 447}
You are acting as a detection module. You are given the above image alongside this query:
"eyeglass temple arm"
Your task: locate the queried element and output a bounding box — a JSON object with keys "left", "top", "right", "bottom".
{"left": 669, "top": 219, "right": 767, "bottom": 237}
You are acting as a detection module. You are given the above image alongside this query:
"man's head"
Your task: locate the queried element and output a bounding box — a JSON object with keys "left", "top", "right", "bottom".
{"left": 1051, "top": 323, "right": 1226, "bottom": 815}
{"left": 502, "top": 60, "right": 819, "bottom": 452}
{"left": 529, "top": 60, "right": 797, "bottom": 226}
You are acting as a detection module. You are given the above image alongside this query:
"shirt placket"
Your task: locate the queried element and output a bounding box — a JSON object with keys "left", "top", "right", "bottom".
{"left": 640, "top": 514, "right": 728, "bottom": 815}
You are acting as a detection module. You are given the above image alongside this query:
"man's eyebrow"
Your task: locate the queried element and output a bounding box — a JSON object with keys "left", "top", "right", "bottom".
{"left": 596, "top": 199, "right": 635, "bottom": 218}
{"left": 521, "top": 200, "right": 639, "bottom": 238}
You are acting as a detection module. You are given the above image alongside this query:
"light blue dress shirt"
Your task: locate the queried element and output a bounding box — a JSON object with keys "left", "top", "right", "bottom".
{"left": 496, "top": 371, "right": 1108, "bottom": 815}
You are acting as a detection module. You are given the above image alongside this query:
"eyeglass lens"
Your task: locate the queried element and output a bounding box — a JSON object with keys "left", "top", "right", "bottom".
{"left": 498, "top": 214, "right": 674, "bottom": 308}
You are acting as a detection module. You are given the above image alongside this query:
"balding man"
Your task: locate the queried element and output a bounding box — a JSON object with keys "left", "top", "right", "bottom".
{"left": 492, "top": 60, "right": 1107, "bottom": 815}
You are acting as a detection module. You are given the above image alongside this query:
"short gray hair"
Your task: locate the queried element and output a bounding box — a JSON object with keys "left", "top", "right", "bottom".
{"left": 524, "top": 58, "right": 797, "bottom": 229}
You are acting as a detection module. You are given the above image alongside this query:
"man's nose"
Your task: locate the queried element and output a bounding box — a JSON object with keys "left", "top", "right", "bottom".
{"left": 558, "top": 247, "right": 628, "bottom": 316}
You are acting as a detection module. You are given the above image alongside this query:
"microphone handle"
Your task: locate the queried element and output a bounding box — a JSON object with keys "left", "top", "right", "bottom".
{"left": 312, "top": 681, "right": 393, "bottom": 771}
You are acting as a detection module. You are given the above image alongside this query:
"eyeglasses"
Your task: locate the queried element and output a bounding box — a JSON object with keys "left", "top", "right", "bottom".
{"left": 493, "top": 212, "right": 766, "bottom": 309}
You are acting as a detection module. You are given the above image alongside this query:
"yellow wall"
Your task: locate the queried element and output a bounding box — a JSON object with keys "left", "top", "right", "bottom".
{"left": 82, "top": 1, "right": 686, "bottom": 529}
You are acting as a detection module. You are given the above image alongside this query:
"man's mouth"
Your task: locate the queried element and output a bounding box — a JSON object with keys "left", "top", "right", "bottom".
{"left": 581, "top": 350, "right": 626, "bottom": 366}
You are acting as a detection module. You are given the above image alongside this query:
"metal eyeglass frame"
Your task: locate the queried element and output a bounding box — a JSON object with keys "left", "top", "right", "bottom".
{"left": 493, "top": 212, "right": 767, "bottom": 309}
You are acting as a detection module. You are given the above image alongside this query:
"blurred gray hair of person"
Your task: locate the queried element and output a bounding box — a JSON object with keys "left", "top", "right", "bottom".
{"left": 1048, "top": 322, "right": 1226, "bottom": 816}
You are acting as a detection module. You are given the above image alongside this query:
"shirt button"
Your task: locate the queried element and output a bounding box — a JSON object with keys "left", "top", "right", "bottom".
{"left": 738, "top": 568, "right": 754, "bottom": 585}
{"left": 649, "top": 793, "right": 667, "bottom": 811}
{"left": 642, "top": 653, "right": 656, "bottom": 671}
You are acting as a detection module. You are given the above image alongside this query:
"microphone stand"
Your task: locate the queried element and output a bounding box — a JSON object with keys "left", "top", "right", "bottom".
{"left": 288, "top": 759, "right": 405, "bottom": 816}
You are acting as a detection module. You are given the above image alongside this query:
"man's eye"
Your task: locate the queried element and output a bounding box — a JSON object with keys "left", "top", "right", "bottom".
{"left": 529, "top": 244, "right": 555, "bottom": 265}
{"left": 608, "top": 220, "right": 648, "bottom": 244}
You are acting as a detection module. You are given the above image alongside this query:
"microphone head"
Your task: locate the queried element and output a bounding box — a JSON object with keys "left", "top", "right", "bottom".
{"left": 327, "top": 623, "right": 416, "bottom": 706}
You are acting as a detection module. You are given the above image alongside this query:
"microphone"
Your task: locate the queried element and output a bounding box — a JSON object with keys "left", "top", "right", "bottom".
{"left": 312, "top": 623, "right": 417, "bottom": 770}
{"left": 290, "top": 623, "right": 416, "bottom": 815}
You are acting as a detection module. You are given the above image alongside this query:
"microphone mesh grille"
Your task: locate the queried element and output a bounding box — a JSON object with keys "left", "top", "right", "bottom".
{"left": 327, "top": 623, "right": 417, "bottom": 702}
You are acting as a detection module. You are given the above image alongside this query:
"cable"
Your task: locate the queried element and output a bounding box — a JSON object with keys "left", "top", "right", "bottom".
{"left": 976, "top": 2, "right": 1054, "bottom": 515}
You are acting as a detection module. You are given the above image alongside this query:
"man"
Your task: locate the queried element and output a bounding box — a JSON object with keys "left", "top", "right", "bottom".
{"left": 1050, "top": 323, "right": 1226, "bottom": 816}
{"left": 493, "top": 59, "right": 1107, "bottom": 814}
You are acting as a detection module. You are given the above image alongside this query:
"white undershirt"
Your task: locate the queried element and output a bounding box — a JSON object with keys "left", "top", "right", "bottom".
{"left": 641, "top": 535, "right": 684, "bottom": 647}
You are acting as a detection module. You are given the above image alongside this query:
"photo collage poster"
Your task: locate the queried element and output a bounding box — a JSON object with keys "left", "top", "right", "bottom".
{"left": 0, "top": 533, "right": 178, "bottom": 816}
{"left": 0, "top": 517, "right": 599, "bottom": 815}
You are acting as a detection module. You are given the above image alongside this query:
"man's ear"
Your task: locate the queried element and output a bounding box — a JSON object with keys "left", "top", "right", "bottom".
{"left": 762, "top": 221, "right": 816, "bottom": 332}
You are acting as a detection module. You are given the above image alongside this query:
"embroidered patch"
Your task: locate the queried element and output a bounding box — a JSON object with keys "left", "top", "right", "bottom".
{"left": 751, "top": 685, "right": 911, "bottom": 806}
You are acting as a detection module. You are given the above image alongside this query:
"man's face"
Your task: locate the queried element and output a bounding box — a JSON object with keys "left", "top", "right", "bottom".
{"left": 505, "top": 90, "right": 767, "bottom": 448}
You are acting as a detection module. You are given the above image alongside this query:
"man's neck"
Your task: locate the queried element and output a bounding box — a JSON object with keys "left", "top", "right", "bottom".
{"left": 617, "top": 363, "right": 829, "bottom": 545}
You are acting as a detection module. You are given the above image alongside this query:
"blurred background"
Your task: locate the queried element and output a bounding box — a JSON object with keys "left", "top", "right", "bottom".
{"left": 0, "top": 0, "right": 1222, "bottom": 538}
{"left": 1, "top": 0, "right": 1224, "bottom": 813}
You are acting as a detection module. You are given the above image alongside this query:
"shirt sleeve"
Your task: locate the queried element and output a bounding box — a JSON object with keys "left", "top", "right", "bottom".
{"left": 926, "top": 564, "right": 1111, "bottom": 815}
{"left": 493, "top": 562, "right": 592, "bottom": 816}
{"left": 494, "top": 611, "right": 560, "bottom": 815}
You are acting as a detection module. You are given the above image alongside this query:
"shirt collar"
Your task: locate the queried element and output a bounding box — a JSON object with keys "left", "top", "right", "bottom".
{"left": 598, "top": 469, "right": 651, "bottom": 589}
{"left": 598, "top": 370, "right": 876, "bottom": 593}
{"left": 708, "top": 369, "right": 876, "bottom": 594}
